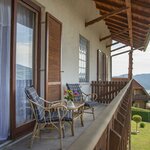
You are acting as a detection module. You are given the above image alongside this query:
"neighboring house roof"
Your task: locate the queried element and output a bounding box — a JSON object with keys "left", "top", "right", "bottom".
{"left": 132, "top": 79, "right": 144, "bottom": 88}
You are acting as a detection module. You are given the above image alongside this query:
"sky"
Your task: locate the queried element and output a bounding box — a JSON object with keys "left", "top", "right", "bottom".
{"left": 16, "top": 23, "right": 33, "bottom": 68}
{"left": 112, "top": 41, "right": 150, "bottom": 76}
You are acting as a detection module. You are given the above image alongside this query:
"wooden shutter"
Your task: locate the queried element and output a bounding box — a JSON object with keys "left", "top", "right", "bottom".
{"left": 45, "top": 13, "right": 62, "bottom": 101}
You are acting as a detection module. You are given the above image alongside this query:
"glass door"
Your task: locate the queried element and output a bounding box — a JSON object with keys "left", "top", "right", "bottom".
{"left": 15, "top": 3, "right": 35, "bottom": 127}
{"left": 10, "top": 0, "right": 40, "bottom": 138}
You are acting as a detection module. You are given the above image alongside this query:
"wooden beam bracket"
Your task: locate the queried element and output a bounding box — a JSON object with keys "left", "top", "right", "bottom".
{"left": 85, "top": 7, "right": 129, "bottom": 27}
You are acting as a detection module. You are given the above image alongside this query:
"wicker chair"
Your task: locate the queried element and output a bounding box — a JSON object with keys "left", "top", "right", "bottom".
{"left": 25, "top": 86, "right": 67, "bottom": 149}
{"left": 66, "top": 83, "right": 98, "bottom": 120}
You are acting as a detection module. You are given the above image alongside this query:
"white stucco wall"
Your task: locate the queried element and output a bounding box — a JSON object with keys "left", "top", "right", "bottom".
{"left": 34, "top": 0, "right": 111, "bottom": 96}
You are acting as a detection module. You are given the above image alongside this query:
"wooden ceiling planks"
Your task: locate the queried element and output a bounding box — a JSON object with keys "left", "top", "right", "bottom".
{"left": 90, "top": 0, "right": 150, "bottom": 51}
{"left": 85, "top": 6, "right": 128, "bottom": 27}
{"left": 100, "top": 28, "right": 129, "bottom": 41}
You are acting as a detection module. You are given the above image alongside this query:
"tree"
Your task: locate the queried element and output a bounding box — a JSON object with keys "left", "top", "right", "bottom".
{"left": 132, "top": 115, "right": 142, "bottom": 133}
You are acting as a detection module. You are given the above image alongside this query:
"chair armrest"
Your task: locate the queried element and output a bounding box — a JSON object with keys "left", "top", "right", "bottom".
{"left": 45, "top": 104, "right": 68, "bottom": 120}
{"left": 40, "top": 97, "right": 65, "bottom": 105}
{"left": 29, "top": 100, "right": 45, "bottom": 109}
{"left": 82, "top": 92, "right": 98, "bottom": 101}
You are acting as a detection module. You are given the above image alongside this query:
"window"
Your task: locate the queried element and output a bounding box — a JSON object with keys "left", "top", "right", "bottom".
{"left": 79, "top": 35, "right": 89, "bottom": 82}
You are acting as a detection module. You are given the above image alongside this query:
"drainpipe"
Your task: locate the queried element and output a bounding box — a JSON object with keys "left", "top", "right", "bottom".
{"left": 128, "top": 50, "right": 133, "bottom": 80}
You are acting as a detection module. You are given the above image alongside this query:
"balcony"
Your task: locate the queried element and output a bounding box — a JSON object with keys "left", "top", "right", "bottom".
{"left": 3, "top": 80, "right": 132, "bottom": 150}
{"left": 132, "top": 94, "right": 150, "bottom": 101}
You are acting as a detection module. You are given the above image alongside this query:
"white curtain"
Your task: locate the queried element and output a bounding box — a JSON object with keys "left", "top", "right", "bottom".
{"left": 0, "top": 0, "right": 11, "bottom": 141}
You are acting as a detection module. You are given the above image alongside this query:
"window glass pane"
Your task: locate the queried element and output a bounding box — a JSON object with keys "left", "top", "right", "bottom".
{"left": 79, "top": 35, "right": 89, "bottom": 82}
{"left": 16, "top": 3, "right": 35, "bottom": 127}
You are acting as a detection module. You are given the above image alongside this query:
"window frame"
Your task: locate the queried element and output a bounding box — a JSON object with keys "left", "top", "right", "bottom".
{"left": 79, "top": 35, "right": 89, "bottom": 82}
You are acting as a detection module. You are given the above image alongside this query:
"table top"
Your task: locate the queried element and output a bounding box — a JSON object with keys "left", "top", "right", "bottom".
{"left": 67, "top": 102, "right": 84, "bottom": 110}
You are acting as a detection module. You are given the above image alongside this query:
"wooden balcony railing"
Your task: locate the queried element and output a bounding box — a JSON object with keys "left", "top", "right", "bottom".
{"left": 132, "top": 94, "right": 150, "bottom": 101}
{"left": 91, "top": 81, "right": 128, "bottom": 103}
{"left": 69, "top": 80, "right": 132, "bottom": 150}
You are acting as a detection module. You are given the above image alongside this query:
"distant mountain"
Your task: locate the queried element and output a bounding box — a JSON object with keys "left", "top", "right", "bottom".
{"left": 133, "top": 74, "right": 150, "bottom": 91}
{"left": 114, "top": 73, "right": 150, "bottom": 91}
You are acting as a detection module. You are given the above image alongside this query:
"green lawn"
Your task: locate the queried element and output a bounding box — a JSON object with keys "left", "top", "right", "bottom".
{"left": 131, "top": 120, "right": 150, "bottom": 150}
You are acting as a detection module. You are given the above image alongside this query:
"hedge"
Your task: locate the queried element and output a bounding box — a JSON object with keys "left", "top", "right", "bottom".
{"left": 131, "top": 107, "right": 150, "bottom": 122}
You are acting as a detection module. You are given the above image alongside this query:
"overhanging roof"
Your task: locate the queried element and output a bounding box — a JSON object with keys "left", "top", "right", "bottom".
{"left": 87, "top": 0, "right": 150, "bottom": 51}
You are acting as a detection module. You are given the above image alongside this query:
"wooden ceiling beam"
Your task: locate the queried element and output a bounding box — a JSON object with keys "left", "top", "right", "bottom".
{"left": 111, "top": 46, "right": 144, "bottom": 57}
{"left": 97, "top": 6, "right": 127, "bottom": 19}
{"left": 85, "top": 7, "right": 128, "bottom": 27}
{"left": 132, "top": 14, "right": 150, "bottom": 25}
{"left": 133, "top": 31, "right": 146, "bottom": 38}
{"left": 125, "top": 0, "right": 133, "bottom": 47}
{"left": 109, "top": 30, "right": 129, "bottom": 40}
{"left": 111, "top": 45, "right": 128, "bottom": 52}
{"left": 99, "top": 10, "right": 128, "bottom": 25}
{"left": 113, "top": 38, "right": 130, "bottom": 46}
{"left": 133, "top": 40, "right": 145, "bottom": 46}
{"left": 108, "top": 26, "right": 125, "bottom": 33}
{"left": 132, "top": 20, "right": 149, "bottom": 29}
{"left": 114, "top": 34, "right": 129, "bottom": 40}
{"left": 94, "top": 0, "right": 124, "bottom": 10}
{"left": 133, "top": 37, "right": 145, "bottom": 42}
{"left": 133, "top": 37, "right": 144, "bottom": 41}
{"left": 133, "top": 40, "right": 144, "bottom": 46}
{"left": 106, "top": 42, "right": 119, "bottom": 48}
{"left": 107, "top": 23, "right": 124, "bottom": 30}
{"left": 112, "top": 41, "right": 129, "bottom": 47}
{"left": 132, "top": 4, "right": 150, "bottom": 14}
{"left": 106, "top": 18, "right": 128, "bottom": 27}
{"left": 133, "top": 26, "right": 148, "bottom": 34}
{"left": 112, "top": 36, "right": 129, "bottom": 43}
{"left": 132, "top": 0, "right": 150, "bottom": 9}
{"left": 105, "top": 13, "right": 128, "bottom": 23}
{"left": 113, "top": 36, "right": 130, "bottom": 42}
{"left": 106, "top": 21, "right": 128, "bottom": 29}
{"left": 100, "top": 28, "right": 129, "bottom": 41}
{"left": 95, "top": 0, "right": 125, "bottom": 5}
{"left": 106, "top": 19, "right": 128, "bottom": 28}
{"left": 111, "top": 49, "right": 135, "bottom": 57}
{"left": 132, "top": 8, "right": 150, "bottom": 18}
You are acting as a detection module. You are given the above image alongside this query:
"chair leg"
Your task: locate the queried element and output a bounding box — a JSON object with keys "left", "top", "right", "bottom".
{"left": 30, "top": 122, "right": 38, "bottom": 148}
{"left": 59, "top": 121, "right": 63, "bottom": 150}
{"left": 62, "top": 123, "right": 65, "bottom": 138}
{"left": 92, "top": 107, "right": 95, "bottom": 120}
{"left": 71, "top": 120, "right": 75, "bottom": 136}
{"left": 37, "top": 125, "right": 41, "bottom": 138}
{"left": 80, "top": 113, "right": 84, "bottom": 127}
